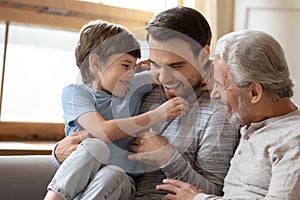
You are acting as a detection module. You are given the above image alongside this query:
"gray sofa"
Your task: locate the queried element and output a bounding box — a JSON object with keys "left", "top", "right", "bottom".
{"left": 0, "top": 155, "right": 57, "bottom": 200}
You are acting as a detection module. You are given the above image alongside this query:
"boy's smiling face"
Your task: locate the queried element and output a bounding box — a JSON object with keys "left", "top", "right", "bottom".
{"left": 98, "top": 53, "right": 137, "bottom": 97}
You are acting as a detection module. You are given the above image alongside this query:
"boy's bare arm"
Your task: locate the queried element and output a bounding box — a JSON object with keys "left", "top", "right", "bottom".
{"left": 77, "top": 97, "right": 189, "bottom": 143}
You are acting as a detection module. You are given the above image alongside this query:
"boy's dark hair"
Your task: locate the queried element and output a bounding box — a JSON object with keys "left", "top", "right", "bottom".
{"left": 146, "top": 6, "right": 212, "bottom": 56}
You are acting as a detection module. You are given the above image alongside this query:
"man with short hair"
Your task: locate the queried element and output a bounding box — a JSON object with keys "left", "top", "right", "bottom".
{"left": 128, "top": 7, "right": 238, "bottom": 199}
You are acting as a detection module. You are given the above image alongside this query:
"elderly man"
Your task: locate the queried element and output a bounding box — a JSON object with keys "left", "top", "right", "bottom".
{"left": 156, "top": 29, "right": 300, "bottom": 199}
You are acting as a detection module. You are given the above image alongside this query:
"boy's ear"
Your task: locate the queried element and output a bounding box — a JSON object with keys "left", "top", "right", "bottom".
{"left": 89, "top": 53, "right": 100, "bottom": 72}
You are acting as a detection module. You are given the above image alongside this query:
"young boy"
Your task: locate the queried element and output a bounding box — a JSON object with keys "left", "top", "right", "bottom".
{"left": 44, "top": 20, "right": 188, "bottom": 200}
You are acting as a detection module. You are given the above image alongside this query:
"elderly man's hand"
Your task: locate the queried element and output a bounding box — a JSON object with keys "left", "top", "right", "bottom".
{"left": 55, "top": 130, "right": 90, "bottom": 163}
{"left": 156, "top": 179, "right": 203, "bottom": 200}
{"left": 128, "top": 130, "right": 176, "bottom": 167}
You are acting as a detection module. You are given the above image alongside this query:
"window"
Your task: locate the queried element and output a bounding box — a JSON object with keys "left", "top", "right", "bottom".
{"left": 0, "top": 22, "right": 4, "bottom": 84}
{"left": 1, "top": 23, "right": 149, "bottom": 123}
{"left": 2, "top": 23, "right": 79, "bottom": 123}
{"left": 0, "top": 0, "right": 201, "bottom": 141}
{"left": 0, "top": 0, "right": 157, "bottom": 140}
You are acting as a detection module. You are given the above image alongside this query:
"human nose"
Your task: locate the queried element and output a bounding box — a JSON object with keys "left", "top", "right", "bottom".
{"left": 127, "top": 68, "right": 135, "bottom": 79}
{"left": 210, "top": 82, "right": 221, "bottom": 99}
{"left": 157, "top": 67, "right": 173, "bottom": 84}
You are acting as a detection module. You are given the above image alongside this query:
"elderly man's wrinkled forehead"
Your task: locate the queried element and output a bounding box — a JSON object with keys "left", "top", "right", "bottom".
{"left": 214, "top": 58, "right": 230, "bottom": 82}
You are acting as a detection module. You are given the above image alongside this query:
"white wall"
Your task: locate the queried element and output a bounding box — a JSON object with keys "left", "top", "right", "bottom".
{"left": 234, "top": 0, "right": 300, "bottom": 106}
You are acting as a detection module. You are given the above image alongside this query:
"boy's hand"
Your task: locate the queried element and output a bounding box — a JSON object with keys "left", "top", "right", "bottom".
{"left": 155, "top": 97, "right": 189, "bottom": 122}
{"left": 134, "top": 60, "right": 151, "bottom": 73}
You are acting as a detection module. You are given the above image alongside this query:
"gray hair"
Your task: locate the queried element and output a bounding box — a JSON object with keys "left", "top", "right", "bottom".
{"left": 214, "top": 30, "right": 294, "bottom": 101}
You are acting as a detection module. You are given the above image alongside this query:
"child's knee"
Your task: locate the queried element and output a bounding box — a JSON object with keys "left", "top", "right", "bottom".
{"left": 81, "top": 138, "right": 110, "bottom": 164}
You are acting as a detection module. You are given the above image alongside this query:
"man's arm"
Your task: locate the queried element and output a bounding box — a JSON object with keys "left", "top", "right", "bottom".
{"left": 265, "top": 134, "right": 300, "bottom": 199}
{"left": 129, "top": 131, "right": 228, "bottom": 195}
{"left": 162, "top": 107, "right": 238, "bottom": 195}
{"left": 129, "top": 106, "right": 239, "bottom": 195}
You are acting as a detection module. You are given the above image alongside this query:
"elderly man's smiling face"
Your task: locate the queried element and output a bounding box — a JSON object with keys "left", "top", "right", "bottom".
{"left": 211, "top": 58, "right": 252, "bottom": 127}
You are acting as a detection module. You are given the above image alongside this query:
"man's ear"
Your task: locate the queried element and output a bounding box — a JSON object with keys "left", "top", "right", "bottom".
{"left": 89, "top": 53, "right": 100, "bottom": 73}
{"left": 198, "top": 45, "right": 210, "bottom": 66}
{"left": 249, "top": 82, "right": 263, "bottom": 104}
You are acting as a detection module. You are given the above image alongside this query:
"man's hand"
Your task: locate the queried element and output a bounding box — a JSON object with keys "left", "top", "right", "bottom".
{"left": 55, "top": 130, "right": 90, "bottom": 163}
{"left": 128, "top": 130, "right": 176, "bottom": 167}
{"left": 156, "top": 179, "right": 203, "bottom": 200}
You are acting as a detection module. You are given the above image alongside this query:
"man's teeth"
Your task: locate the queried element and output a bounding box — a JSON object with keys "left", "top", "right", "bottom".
{"left": 165, "top": 83, "right": 180, "bottom": 90}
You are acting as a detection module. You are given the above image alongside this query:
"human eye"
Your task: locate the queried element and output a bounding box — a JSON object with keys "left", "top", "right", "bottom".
{"left": 122, "top": 64, "right": 129, "bottom": 68}
{"left": 169, "top": 62, "right": 185, "bottom": 70}
{"left": 171, "top": 64, "right": 183, "bottom": 69}
{"left": 122, "top": 63, "right": 134, "bottom": 70}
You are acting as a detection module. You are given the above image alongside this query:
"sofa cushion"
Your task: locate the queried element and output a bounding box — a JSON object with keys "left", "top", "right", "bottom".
{"left": 0, "top": 155, "right": 57, "bottom": 200}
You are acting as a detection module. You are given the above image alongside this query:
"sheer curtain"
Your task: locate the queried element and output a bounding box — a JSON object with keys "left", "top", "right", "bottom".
{"left": 194, "top": 0, "right": 234, "bottom": 52}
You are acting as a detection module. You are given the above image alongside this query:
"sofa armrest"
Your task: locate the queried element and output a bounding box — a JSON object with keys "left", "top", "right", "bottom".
{"left": 0, "top": 155, "right": 57, "bottom": 200}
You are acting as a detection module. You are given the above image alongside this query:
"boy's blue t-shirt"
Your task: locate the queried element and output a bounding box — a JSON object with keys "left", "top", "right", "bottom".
{"left": 62, "top": 71, "right": 152, "bottom": 174}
